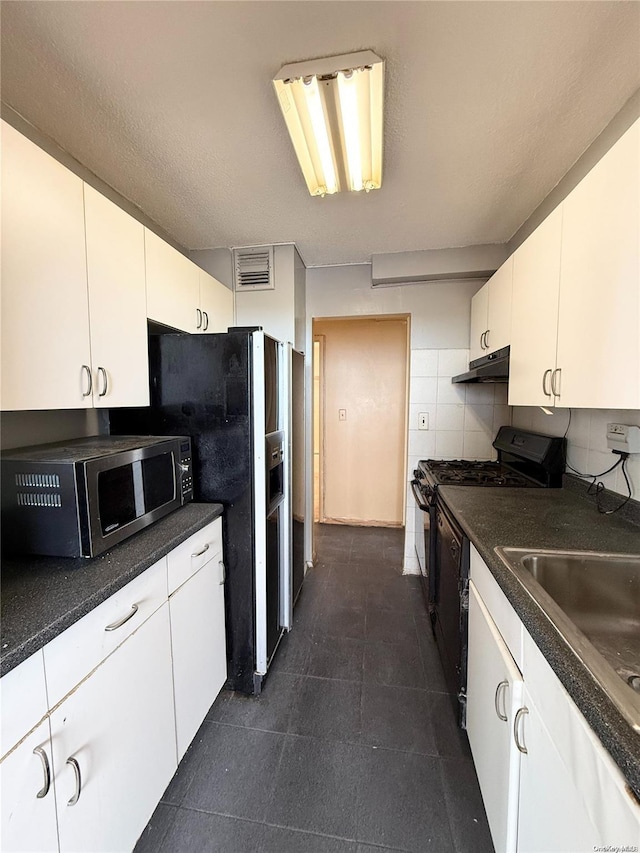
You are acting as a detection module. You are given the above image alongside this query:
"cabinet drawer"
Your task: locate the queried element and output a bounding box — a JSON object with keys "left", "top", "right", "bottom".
{"left": 1, "top": 651, "right": 48, "bottom": 759}
{"left": 167, "top": 517, "right": 222, "bottom": 594}
{"left": 43, "top": 557, "right": 168, "bottom": 707}
{"left": 470, "top": 545, "right": 523, "bottom": 670}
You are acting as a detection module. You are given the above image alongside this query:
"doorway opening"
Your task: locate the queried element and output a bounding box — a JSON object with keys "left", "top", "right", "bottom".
{"left": 312, "top": 315, "right": 410, "bottom": 528}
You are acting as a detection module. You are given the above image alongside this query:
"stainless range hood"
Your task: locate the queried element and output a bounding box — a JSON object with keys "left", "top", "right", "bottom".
{"left": 452, "top": 345, "right": 510, "bottom": 384}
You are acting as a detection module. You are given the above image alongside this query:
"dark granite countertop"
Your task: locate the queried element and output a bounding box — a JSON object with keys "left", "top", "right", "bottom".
{"left": 437, "top": 480, "right": 640, "bottom": 797}
{"left": 1, "top": 503, "right": 223, "bottom": 678}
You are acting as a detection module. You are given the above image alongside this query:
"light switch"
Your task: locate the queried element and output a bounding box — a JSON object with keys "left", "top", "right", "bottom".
{"left": 418, "top": 412, "right": 429, "bottom": 430}
{"left": 339, "top": 409, "right": 347, "bottom": 421}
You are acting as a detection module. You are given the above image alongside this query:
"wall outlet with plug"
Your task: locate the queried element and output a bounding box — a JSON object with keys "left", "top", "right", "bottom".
{"left": 606, "top": 423, "right": 640, "bottom": 454}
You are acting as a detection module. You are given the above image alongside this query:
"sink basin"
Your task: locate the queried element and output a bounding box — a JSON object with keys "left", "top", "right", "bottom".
{"left": 494, "top": 547, "right": 640, "bottom": 732}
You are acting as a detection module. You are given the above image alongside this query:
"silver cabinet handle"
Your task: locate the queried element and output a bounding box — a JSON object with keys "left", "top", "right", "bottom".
{"left": 219, "top": 560, "right": 226, "bottom": 585}
{"left": 66, "top": 757, "right": 82, "bottom": 806}
{"left": 97, "top": 366, "right": 108, "bottom": 397}
{"left": 514, "top": 706, "right": 529, "bottom": 754}
{"left": 191, "top": 543, "right": 210, "bottom": 558}
{"left": 484, "top": 329, "right": 490, "bottom": 349}
{"left": 203, "top": 311, "right": 209, "bottom": 331}
{"left": 542, "top": 368, "right": 553, "bottom": 397}
{"left": 494, "top": 680, "right": 509, "bottom": 722}
{"left": 81, "top": 365, "right": 92, "bottom": 397}
{"left": 493, "top": 679, "right": 509, "bottom": 723}
{"left": 104, "top": 603, "right": 138, "bottom": 631}
{"left": 551, "top": 367, "right": 561, "bottom": 398}
{"left": 196, "top": 308, "right": 202, "bottom": 329}
{"left": 480, "top": 331, "right": 486, "bottom": 350}
{"left": 33, "top": 746, "right": 51, "bottom": 799}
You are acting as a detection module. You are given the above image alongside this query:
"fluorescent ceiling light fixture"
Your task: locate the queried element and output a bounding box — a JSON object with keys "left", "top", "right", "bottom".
{"left": 273, "top": 50, "right": 384, "bottom": 197}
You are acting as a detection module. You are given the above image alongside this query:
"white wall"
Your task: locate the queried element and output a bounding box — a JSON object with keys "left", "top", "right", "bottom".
{"left": 306, "top": 264, "right": 511, "bottom": 573}
{"left": 512, "top": 406, "right": 639, "bottom": 499}
{"left": 235, "top": 244, "right": 300, "bottom": 346}
{"left": 1, "top": 409, "right": 101, "bottom": 450}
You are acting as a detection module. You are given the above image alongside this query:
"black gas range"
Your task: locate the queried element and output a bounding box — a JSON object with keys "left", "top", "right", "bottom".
{"left": 411, "top": 426, "right": 566, "bottom": 727}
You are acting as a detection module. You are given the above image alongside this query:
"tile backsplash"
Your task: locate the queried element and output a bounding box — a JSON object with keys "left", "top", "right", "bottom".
{"left": 403, "top": 348, "right": 512, "bottom": 573}
{"left": 512, "top": 406, "right": 640, "bottom": 500}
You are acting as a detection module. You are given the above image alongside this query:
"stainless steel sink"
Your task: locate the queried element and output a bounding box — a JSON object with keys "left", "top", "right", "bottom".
{"left": 494, "top": 547, "right": 640, "bottom": 732}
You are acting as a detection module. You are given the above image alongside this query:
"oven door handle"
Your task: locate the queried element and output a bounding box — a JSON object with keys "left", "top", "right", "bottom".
{"left": 411, "top": 480, "right": 430, "bottom": 512}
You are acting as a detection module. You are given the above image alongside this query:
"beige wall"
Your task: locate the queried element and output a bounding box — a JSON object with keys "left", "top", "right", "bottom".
{"left": 314, "top": 316, "right": 408, "bottom": 527}
{"left": 1, "top": 409, "right": 101, "bottom": 450}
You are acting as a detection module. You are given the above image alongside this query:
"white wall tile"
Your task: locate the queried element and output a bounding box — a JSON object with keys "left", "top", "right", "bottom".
{"left": 567, "top": 409, "right": 591, "bottom": 449}
{"left": 465, "top": 384, "right": 495, "bottom": 405}
{"left": 493, "top": 385, "right": 509, "bottom": 405}
{"left": 617, "top": 453, "right": 638, "bottom": 498}
{"left": 464, "top": 404, "right": 494, "bottom": 433}
{"left": 436, "top": 404, "right": 465, "bottom": 431}
{"left": 437, "top": 349, "right": 469, "bottom": 377}
{"left": 588, "top": 410, "right": 612, "bottom": 453}
{"left": 411, "top": 349, "right": 438, "bottom": 377}
{"left": 409, "top": 376, "right": 438, "bottom": 406}
{"left": 463, "top": 432, "right": 494, "bottom": 460}
{"left": 566, "top": 445, "right": 588, "bottom": 477}
{"left": 408, "top": 429, "right": 437, "bottom": 457}
{"left": 585, "top": 449, "right": 619, "bottom": 491}
{"left": 493, "top": 405, "right": 512, "bottom": 433}
{"left": 436, "top": 377, "right": 466, "bottom": 405}
{"left": 435, "top": 431, "right": 464, "bottom": 457}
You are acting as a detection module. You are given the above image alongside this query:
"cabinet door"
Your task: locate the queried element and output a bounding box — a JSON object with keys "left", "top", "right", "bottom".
{"left": 199, "top": 270, "right": 234, "bottom": 334}
{"left": 50, "top": 604, "right": 176, "bottom": 853}
{"left": 508, "top": 207, "right": 563, "bottom": 407}
{"left": 486, "top": 256, "right": 513, "bottom": 355}
{"left": 556, "top": 119, "right": 640, "bottom": 409}
{"left": 1, "top": 121, "right": 92, "bottom": 411}
{"left": 470, "top": 282, "right": 489, "bottom": 362}
{"left": 170, "top": 554, "right": 227, "bottom": 760}
{"left": 1, "top": 719, "right": 59, "bottom": 853}
{"left": 84, "top": 185, "right": 149, "bottom": 408}
{"left": 145, "top": 228, "right": 199, "bottom": 333}
{"left": 467, "top": 582, "right": 523, "bottom": 853}
{"left": 516, "top": 687, "right": 600, "bottom": 853}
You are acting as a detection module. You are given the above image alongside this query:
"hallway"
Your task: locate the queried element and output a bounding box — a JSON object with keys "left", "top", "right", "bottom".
{"left": 135, "top": 524, "right": 493, "bottom": 852}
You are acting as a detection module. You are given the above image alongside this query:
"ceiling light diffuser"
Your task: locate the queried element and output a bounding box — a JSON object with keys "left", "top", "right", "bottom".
{"left": 273, "top": 51, "right": 384, "bottom": 197}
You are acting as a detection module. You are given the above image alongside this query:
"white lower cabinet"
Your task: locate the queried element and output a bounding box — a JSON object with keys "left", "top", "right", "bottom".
{"left": 516, "top": 687, "right": 599, "bottom": 853}
{"left": 170, "top": 555, "right": 227, "bottom": 760}
{"left": 467, "top": 583, "right": 523, "bottom": 853}
{"left": 468, "top": 545, "right": 640, "bottom": 853}
{"left": 1, "top": 719, "right": 59, "bottom": 853}
{"left": 50, "top": 603, "right": 176, "bottom": 853}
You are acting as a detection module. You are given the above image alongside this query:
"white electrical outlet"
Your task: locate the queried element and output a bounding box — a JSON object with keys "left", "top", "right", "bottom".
{"left": 418, "top": 412, "right": 429, "bottom": 430}
{"left": 606, "top": 423, "right": 640, "bottom": 453}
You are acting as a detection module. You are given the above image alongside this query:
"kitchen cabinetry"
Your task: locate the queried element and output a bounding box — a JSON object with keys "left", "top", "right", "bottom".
{"left": 1, "top": 120, "right": 150, "bottom": 411}
{"left": 555, "top": 118, "right": 640, "bottom": 409}
{"left": 199, "top": 269, "right": 234, "bottom": 333}
{"left": 468, "top": 546, "right": 640, "bottom": 853}
{"left": 84, "top": 185, "right": 149, "bottom": 407}
{"left": 145, "top": 230, "right": 234, "bottom": 334}
{"left": 51, "top": 603, "right": 176, "bottom": 853}
{"left": 1, "top": 719, "right": 59, "bottom": 853}
{"left": 508, "top": 207, "right": 563, "bottom": 407}
{"left": 467, "top": 583, "right": 522, "bottom": 853}
{"left": 508, "top": 117, "right": 639, "bottom": 409}
{"left": 469, "top": 257, "right": 513, "bottom": 362}
{"left": 168, "top": 518, "right": 226, "bottom": 759}
{"left": 1, "top": 120, "right": 92, "bottom": 411}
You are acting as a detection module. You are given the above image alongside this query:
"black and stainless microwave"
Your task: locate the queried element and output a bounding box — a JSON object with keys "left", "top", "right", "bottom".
{"left": 1, "top": 435, "right": 193, "bottom": 558}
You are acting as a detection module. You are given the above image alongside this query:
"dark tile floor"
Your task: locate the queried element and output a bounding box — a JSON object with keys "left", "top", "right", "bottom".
{"left": 135, "top": 524, "right": 494, "bottom": 853}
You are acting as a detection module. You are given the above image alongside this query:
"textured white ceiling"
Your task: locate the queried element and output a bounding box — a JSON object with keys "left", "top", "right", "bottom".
{"left": 1, "top": 1, "right": 639, "bottom": 266}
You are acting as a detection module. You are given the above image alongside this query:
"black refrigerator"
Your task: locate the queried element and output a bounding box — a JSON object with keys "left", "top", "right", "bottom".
{"left": 110, "top": 328, "right": 286, "bottom": 695}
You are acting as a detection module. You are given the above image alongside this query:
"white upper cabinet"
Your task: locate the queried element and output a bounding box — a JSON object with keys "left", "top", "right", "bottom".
{"left": 470, "top": 281, "right": 490, "bottom": 362}
{"left": 199, "top": 269, "right": 234, "bottom": 334}
{"left": 469, "top": 257, "right": 513, "bottom": 361}
{"left": 555, "top": 119, "right": 640, "bottom": 409}
{"left": 509, "top": 207, "right": 563, "bottom": 407}
{"left": 145, "top": 228, "right": 200, "bottom": 332}
{"left": 1, "top": 121, "right": 92, "bottom": 411}
{"left": 84, "top": 185, "right": 149, "bottom": 407}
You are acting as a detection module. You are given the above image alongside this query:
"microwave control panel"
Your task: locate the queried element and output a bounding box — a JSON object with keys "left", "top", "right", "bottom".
{"left": 179, "top": 440, "right": 194, "bottom": 504}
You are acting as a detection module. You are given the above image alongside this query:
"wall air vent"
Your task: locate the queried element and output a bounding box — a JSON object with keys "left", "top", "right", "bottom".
{"left": 233, "top": 246, "right": 275, "bottom": 292}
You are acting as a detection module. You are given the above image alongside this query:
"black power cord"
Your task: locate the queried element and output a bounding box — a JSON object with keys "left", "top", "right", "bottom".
{"left": 567, "top": 450, "right": 632, "bottom": 514}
